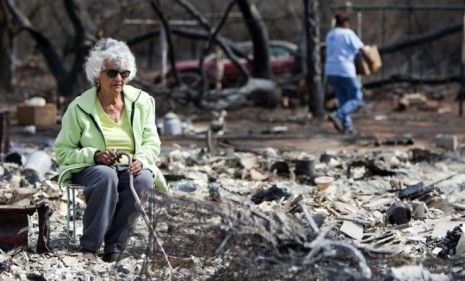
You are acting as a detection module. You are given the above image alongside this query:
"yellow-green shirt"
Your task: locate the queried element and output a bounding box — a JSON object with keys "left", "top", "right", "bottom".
{"left": 96, "top": 99, "right": 135, "bottom": 156}
{"left": 54, "top": 85, "right": 167, "bottom": 192}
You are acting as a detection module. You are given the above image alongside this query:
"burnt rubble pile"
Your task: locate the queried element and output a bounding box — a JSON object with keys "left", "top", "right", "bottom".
{"left": 138, "top": 147, "right": 463, "bottom": 279}
{"left": 1, "top": 146, "right": 465, "bottom": 279}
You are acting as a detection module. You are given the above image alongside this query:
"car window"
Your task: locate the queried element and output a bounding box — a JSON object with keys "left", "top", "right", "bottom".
{"left": 270, "top": 46, "right": 291, "bottom": 58}
{"left": 230, "top": 41, "right": 296, "bottom": 59}
{"left": 237, "top": 44, "right": 253, "bottom": 58}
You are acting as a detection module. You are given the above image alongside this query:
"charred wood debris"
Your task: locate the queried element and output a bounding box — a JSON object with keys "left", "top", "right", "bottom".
{"left": 1, "top": 141, "right": 465, "bottom": 280}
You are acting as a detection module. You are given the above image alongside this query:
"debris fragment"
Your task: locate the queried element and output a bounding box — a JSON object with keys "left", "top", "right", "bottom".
{"left": 386, "top": 201, "right": 412, "bottom": 225}
{"left": 174, "top": 182, "right": 197, "bottom": 193}
{"left": 455, "top": 233, "right": 465, "bottom": 257}
{"left": 314, "top": 176, "right": 334, "bottom": 191}
{"left": 4, "top": 152, "right": 25, "bottom": 166}
{"left": 262, "top": 126, "right": 288, "bottom": 134}
{"left": 430, "top": 224, "right": 463, "bottom": 259}
{"left": 0, "top": 205, "right": 37, "bottom": 250}
{"left": 431, "top": 220, "right": 463, "bottom": 239}
{"left": 387, "top": 264, "right": 449, "bottom": 281}
{"left": 163, "top": 112, "right": 182, "bottom": 136}
{"left": 410, "top": 148, "right": 443, "bottom": 163}
{"left": 396, "top": 92, "right": 429, "bottom": 111}
{"left": 412, "top": 201, "right": 429, "bottom": 219}
{"left": 435, "top": 134, "right": 458, "bottom": 151}
{"left": 294, "top": 158, "right": 315, "bottom": 177}
{"left": 319, "top": 150, "right": 337, "bottom": 164}
{"left": 340, "top": 221, "right": 364, "bottom": 240}
{"left": 375, "top": 136, "right": 414, "bottom": 146}
{"left": 251, "top": 184, "right": 291, "bottom": 204}
{"left": 22, "top": 151, "right": 52, "bottom": 185}
{"left": 398, "top": 181, "right": 433, "bottom": 200}
{"left": 348, "top": 158, "right": 397, "bottom": 179}
{"left": 270, "top": 161, "right": 290, "bottom": 176}
{"left": 249, "top": 169, "right": 267, "bottom": 181}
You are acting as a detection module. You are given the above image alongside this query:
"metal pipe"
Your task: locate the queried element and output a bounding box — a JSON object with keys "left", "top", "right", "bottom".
{"left": 117, "top": 151, "right": 172, "bottom": 269}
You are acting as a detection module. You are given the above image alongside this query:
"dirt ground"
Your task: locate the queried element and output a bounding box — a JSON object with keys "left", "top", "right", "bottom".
{"left": 161, "top": 86, "right": 465, "bottom": 154}
{"left": 9, "top": 83, "right": 463, "bottom": 154}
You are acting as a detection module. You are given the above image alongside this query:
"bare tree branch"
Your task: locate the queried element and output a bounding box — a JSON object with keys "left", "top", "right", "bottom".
{"left": 198, "top": 1, "right": 236, "bottom": 103}
{"left": 150, "top": 0, "right": 180, "bottom": 86}
{"left": 128, "top": 26, "right": 248, "bottom": 59}
{"left": 0, "top": 0, "right": 16, "bottom": 92}
{"left": 6, "top": 0, "right": 95, "bottom": 97}
{"left": 175, "top": 0, "right": 250, "bottom": 79}
{"left": 236, "top": 0, "right": 272, "bottom": 79}
{"left": 127, "top": 30, "right": 160, "bottom": 46}
{"left": 379, "top": 22, "right": 462, "bottom": 54}
{"left": 64, "top": 0, "right": 95, "bottom": 87}
{"left": 6, "top": 0, "right": 67, "bottom": 84}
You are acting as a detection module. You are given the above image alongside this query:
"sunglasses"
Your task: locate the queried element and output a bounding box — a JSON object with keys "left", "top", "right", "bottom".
{"left": 102, "top": 69, "right": 131, "bottom": 79}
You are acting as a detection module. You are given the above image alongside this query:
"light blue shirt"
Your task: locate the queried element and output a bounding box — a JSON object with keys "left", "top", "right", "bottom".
{"left": 324, "top": 27, "right": 364, "bottom": 78}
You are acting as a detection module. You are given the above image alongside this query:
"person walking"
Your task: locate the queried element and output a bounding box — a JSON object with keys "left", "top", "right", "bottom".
{"left": 325, "top": 12, "right": 365, "bottom": 134}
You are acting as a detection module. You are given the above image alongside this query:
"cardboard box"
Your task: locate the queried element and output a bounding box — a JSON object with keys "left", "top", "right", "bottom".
{"left": 355, "top": 45, "right": 382, "bottom": 76}
{"left": 16, "top": 103, "right": 57, "bottom": 128}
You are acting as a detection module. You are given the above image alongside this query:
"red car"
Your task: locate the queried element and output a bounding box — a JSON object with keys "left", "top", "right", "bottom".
{"left": 165, "top": 40, "right": 298, "bottom": 89}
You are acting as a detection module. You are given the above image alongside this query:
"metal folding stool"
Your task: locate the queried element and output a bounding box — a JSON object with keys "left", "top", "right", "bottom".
{"left": 66, "top": 184, "right": 86, "bottom": 246}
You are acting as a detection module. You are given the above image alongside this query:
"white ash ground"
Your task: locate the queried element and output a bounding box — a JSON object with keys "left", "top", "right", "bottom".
{"left": 0, "top": 146, "right": 463, "bottom": 280}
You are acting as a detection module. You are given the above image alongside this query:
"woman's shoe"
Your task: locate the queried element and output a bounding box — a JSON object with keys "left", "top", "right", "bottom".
{"left": 102, "top": 252, "right": 122, "bottom": 263}
{"left": 328, "top": 112, "right": 343, "bottom": 133}
{"left": 79, "top": 248, "right": 97, "bottom": 260}
{"left": 343, "top": 127, "right": 356, "bottom": 135}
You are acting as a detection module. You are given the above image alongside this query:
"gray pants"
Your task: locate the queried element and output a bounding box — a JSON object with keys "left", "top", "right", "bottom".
{"left": 72, "top": 165, "right": 153, "bottom": 254}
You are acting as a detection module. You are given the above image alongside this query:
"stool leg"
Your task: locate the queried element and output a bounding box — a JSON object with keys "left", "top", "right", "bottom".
{"left": 67, "top": 187, "right": 71, "bottom": 246}
{"left": 72, "top": 188, "right": 77, "bottom": 245}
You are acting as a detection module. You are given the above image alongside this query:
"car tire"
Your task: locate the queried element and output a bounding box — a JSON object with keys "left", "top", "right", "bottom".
{"left": 252, "top": 87, "right": 282, "bottom": 109}
{"left": 175, "top": 70, "right": 203, "bottom": 90}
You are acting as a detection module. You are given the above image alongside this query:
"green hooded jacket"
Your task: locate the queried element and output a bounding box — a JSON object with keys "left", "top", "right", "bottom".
{"left": 53, "top": 85, "right": 167, "bottom": 192}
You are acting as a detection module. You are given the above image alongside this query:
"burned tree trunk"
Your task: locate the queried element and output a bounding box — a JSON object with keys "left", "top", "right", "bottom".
{"left": 150, "top": 0, "right": 180, "bottom": 87}
{"left": 236, "top": 0, "right": 280, "bottom": 108}
{"left": 303, "top": 0, "right": 324, "bottom": 119}
{"left": 235, "top": 0, "right": 271, "bottom": 79}
{"left": 0, "top": 0, "right": 15, "bottom": 93}
{"left": 6, "top": 0, "right": 95, "bottom": 98}
{"left": 197, "top": 1, "right": 236, "bottom": 101}
{"left": 63, "top": 0, "right": 95, "bottom": 93}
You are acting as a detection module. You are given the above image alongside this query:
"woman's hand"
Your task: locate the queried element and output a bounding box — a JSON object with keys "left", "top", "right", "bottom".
{"left": 94, "top": 150, "right": 119, "bottom": 166}
{"left": 128, "top": 159, "right": 143, "bottom": 176}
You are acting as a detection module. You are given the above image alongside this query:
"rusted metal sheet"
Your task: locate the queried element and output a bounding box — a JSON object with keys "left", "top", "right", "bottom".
{"left": 0, "top": 203, "right": 52, "bottom": 252}
{"left": 0, "top": 205, "right": 35, "bottom": 250}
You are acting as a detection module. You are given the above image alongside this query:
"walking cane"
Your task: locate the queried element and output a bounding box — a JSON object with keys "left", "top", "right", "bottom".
{"left": 117, "top": 151, "right": 172, "bottom": 269}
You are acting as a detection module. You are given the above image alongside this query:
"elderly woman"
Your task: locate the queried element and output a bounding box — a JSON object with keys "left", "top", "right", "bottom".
{"left": 54, "top": 38, "right": 166, "bottom": 262}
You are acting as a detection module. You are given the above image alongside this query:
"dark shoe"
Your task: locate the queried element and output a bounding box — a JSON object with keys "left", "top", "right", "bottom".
{"left": 102, "top": 252, "right": 122, "bottom": 263}
{"left": 328, "top": 112, "right": 343, "bottom": 133}
{"left": 79, "top": 247, "right": 97, "bottom": 260}
{"left": 343, "top": 128, "right": 356, "bottom": 135}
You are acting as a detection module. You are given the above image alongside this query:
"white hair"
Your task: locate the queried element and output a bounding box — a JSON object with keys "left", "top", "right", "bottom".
{"left": 84, "top": 38, "right": 137, "bottom": 85}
